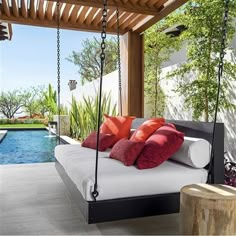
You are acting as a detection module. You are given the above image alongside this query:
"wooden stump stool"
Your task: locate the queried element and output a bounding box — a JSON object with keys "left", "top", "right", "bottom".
{"left": 180, "top": 184, "right": 236, "bottom": 235}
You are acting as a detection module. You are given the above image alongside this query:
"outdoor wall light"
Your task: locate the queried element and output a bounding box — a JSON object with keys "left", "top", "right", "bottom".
{"left": 68, "top": 80, "right": 77, "bottom": 91}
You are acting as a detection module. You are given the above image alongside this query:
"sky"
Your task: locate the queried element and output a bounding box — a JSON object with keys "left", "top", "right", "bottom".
{"left": 0, "top": 24, "right": 101, "bottom": 104}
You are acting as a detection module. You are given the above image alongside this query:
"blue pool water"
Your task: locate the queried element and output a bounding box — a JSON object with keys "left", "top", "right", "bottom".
{"left": 0, "top": 130, "right": 58, "bottom": 164}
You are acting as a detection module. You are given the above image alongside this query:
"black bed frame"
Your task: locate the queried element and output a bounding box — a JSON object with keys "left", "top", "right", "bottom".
{"left": 55, "top": 119, "right": 224, "bottom": 224}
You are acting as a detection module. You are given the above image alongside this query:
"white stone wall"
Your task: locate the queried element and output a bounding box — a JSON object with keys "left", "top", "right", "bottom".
{"left": 53, "top": 115, "right": 70, "bottom": 136}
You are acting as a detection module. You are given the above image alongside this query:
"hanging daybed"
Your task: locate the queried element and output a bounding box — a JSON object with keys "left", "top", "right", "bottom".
{"left": 55, "top": 118, "right": 224, "bottom": 223}
{"left": 54, "top": 0, "right": 228, "bottom": 224}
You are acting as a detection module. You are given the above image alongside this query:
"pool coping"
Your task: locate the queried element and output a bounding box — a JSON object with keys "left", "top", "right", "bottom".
{"left": 0, "top": 130, "right": 8, "bottom": 143}
{"left": 0, "top": 127, "right": 46, "bottom": 131}
{"left": 46, "top": 128, "right": 80, "bottom": 145}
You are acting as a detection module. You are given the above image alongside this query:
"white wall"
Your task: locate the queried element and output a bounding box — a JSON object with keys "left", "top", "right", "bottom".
{"left": 146, "top": 36, "right": 236, "bottom": 162}
{"left": 64, "top": 70, "right": 118, "bottom": 110}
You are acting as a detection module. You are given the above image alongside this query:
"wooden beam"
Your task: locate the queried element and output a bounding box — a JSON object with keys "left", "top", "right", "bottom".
{"left": 85, "top": 7, "right": 98, "bottom": 25}
{"left": 147, "top": 0, "right": 161, "bottom": 7}
{"left": 52, "top": 2, "right": 62, "bottom": 20}
{"left": 0, "top": 12, "right": 126, "bottom": 34}
{"left": 0, "top": 31, "right": 7, "bottom": 35}
{"left": 21, "top": 0, "right": 28, "bottom": 18}
{"left": 129, "top": 0, "right": 139, "bottom": 5}
{"left": 90, "top": 8, "right": 102, "bottom": 26}
{"left": 62, "top": 3, "right": 73, "bottom": 22}
{"left": 120, "top": 31, "right": 144, "bottom": 117}
{"left": 46, "top": 1, "right": 54, "bottom": 20}
{"left": 134, "top": 0, "right": 188, "bottom": 33}
{"left": 138, "top": 0, "right": 150, "bottom": 6}
{"left": 123, "top": 14, "right": 147, "bottom": 31}
{"left": 30, "top": 0, "right": 37, "bottom": 19}
{"left": 38, "top": 0, "right": 45, "bottom": 20}
{"left": 77, "top": 6, "right": 89, "bottom": 24}
{"left": 47, "top": 0, "right": 159, "bottom": 15}
{"left": 12, "top": 0, "right": 19, "bottom": 17}
{"left": 2, "top": 0, "right": 10, "bottom": 17}
{"left": 108, "top": 12, "right": 129, "bottom": 29}
{"left": 0, "top": 35, "right": 8, "bottom": 40}
{"left": 154, "top": 0, "right": 169, "bottom": 8}
{"left": 8, "top": 22, "right": 12, "bottom": 39}
{"left": 119, "top": 13, "right": 136, "bottom": 30}
{"left": 69, "top": 5, "right": 81, "bottom": 24}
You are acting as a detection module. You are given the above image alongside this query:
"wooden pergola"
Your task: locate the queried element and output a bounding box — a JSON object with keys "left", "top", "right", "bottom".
{"left": 0, "top": 22, "right": 12, "bottom": 40}
{"left": 0, "top": 0, "right": 188, "bottom": 116}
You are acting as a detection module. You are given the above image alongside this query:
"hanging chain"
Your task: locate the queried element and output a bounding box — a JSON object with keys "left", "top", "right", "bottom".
{"left": 56, "top": 0, "right": 61, "bottom": 144}
{"left": 116, "top": 7, "right": 122, "bottom": 115}
{"left": 92, "top": 0, "right": 108, "bottom": 202}
{"left": 208, "top": 0, "right": 230, "bottom": 183}
{"left": 100, "top": 2, "right": 107, "bottom": 63}
{"left": 218, "top": 0, "right": 230, "bottom": 78}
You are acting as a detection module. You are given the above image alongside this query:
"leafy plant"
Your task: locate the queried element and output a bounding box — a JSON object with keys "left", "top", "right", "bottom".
{"left": 144, "top": 20, "right": 182, "bottom": 117}
{"left": 70, "top": 92, "right": 117, "bottom": 141}
{"left": 43, "top": 84, "right": 57, "bottom": 121}
{"left": 168, "top": 0, "right": 236, "bottom": 121}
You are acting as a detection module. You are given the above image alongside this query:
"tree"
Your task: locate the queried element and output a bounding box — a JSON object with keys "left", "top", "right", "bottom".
{"left": 67, "top": 37, "right": 118, "bottom": 84}
{"left": 23, "top": 86, "right": 46, "bottom": 117}
{"left": 144, "top": 21, "right": 182, "bottom": 117}
{"left": 0, "top": 90, "right": 27, "bottom": 118}
{"left": 168, "top": 0, "right": 236, "bottom": 121}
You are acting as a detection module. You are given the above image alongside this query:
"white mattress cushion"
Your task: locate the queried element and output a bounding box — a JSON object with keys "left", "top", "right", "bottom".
{"left": 55, "top": 144, "right": 208, "bottom": 201}
{"left": 170, "top": 136, "right": 211, "bottom": 168}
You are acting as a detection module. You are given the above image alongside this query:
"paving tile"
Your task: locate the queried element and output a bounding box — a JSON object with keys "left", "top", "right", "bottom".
{"left": 0, "top": 163, "right": 179, "bottom": 235}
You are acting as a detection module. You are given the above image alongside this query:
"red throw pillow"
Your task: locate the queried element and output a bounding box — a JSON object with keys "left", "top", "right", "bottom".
{"left": 100, "top": 114, "right": 136, "bottom": 146}
{"left": 81, "top": 131, "right": 115, "bottom": 151}
{"left": 136, "top": 124, "right": 184, "bottom": 169}
{"left": 130, "top": 118, "right": 165, "bottom": 142}
{"left": 110, "top": 138, "right": 145, "bottom": 166}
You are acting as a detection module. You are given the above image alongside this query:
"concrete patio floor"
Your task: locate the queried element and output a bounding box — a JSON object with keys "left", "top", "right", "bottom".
{"left": 0, "top": 163, "right": 180, "bottom": 235}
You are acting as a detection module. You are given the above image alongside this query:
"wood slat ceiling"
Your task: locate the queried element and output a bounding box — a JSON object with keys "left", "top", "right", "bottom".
{"left": 0, "top": 0, "right": 188, "bottom": 34}
{"left": 0, "top": 22, "right": 12, "bottom": 40}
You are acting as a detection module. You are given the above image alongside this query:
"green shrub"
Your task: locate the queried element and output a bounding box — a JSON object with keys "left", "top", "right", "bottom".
{"left": 0, "top": 119, "right": 10, "bottom": 124}
{"left": 0, "top": 118, "right": 46, "bottom": 125}
{"left": 70, "top": 92, "right": 117, "bottom": 141}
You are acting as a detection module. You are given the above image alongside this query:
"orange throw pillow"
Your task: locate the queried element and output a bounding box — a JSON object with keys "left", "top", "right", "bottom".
{"left": 100, "top": 114, "right": 136, "bottom": 146}
{"left": 130, "top": 118, "right": 165, "bottom": 142}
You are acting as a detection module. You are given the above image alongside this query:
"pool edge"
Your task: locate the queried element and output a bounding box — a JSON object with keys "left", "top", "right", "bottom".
{"left": 0, "top": 130, "right": 8, "bottom": 143}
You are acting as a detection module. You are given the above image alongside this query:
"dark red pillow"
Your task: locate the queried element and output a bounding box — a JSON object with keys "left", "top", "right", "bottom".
{"left": 136, "top": 124, "right": 184, "bottom": 169}
{"left": 109, "top": 138, "right": 145, "bottom": 166}
{"left": 82, "top": 131, "right": 115, "bottom": 151}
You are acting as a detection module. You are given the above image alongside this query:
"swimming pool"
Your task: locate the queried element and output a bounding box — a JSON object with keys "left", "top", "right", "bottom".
{"left": 0, "top": 130, "right": 58, "bottom": 164}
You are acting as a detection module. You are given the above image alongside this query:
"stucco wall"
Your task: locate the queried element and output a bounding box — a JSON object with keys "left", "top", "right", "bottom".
{"left": 145, "top": 37, "right": 236, "bottom": 162}
{"left": 66, "top": 70, "right": 118, "bottom": 111}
